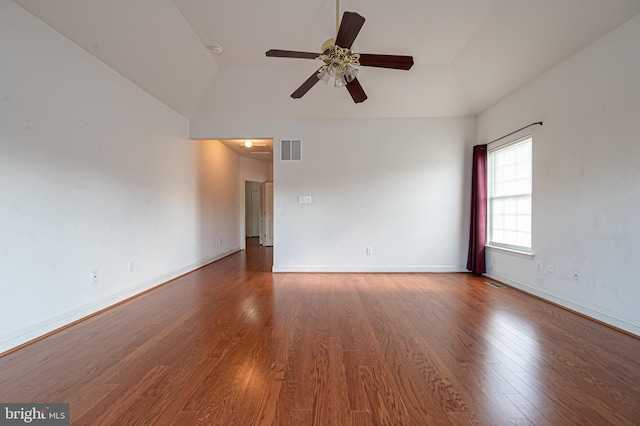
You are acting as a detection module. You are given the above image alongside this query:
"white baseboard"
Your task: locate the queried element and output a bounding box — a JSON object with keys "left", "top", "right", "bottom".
{"left": 485, "top": 272, "right": 640, "bottom": 337}
{"left": 272, "top": 264, "right": 467, "bottom": 273}
{"left": 0, "top": 248, "right": 241, "bottom": 354}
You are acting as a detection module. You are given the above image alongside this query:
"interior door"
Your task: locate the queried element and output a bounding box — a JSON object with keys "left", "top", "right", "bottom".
{"left": 250, "top": 190, "right": 260, "bottom": 237}
{"left": 263, "top": 182, "right": 274, "bottom": 247}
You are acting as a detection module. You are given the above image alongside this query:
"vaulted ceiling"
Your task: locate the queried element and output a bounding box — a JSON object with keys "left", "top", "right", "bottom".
{"left": 14, "top": 0, "right": 640, "bottom": 119}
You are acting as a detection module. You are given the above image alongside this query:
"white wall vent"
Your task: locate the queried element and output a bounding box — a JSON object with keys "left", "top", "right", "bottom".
{"left": 281, "top": 139, "right": 301, "bottom": 161}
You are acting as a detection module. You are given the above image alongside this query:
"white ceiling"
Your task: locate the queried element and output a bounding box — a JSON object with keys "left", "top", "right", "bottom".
{"left": 13, "top": 0, "right": 640, "bottom": 119}
{"left": 217, "top": 139, "right": 274, "bottom": 162}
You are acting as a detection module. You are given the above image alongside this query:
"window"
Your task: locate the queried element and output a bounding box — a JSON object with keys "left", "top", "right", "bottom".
{"left": 487, "top": 136, "right": 532, "bottom": 252}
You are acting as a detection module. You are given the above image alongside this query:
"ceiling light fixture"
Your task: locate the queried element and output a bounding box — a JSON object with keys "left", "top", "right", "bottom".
{"left": 244, "top": 140, "right": 253, "bottom": 148}
{"left": 317, "top": 44, "right": 359, "bottom": 87}
{"left": 316, "top": 0, "right": 358, "bottom": 88}
{"left": 265, "top": 0, "right": 412, "bottom": 103}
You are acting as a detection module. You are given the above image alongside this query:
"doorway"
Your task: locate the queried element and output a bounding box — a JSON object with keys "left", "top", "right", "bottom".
{"left": 245, "top": 181, "right": 263, "bottom": 240}
{"left": 245, "top": 181, "right": 273, "bottom": 247}
{"left": 249, "top": 189, "right": 261, "bottom": 238}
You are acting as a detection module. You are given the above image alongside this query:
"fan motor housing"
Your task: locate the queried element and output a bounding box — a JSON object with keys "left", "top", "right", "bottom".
{"left": 321, "top": 38, "right": 336, "bottom": 54}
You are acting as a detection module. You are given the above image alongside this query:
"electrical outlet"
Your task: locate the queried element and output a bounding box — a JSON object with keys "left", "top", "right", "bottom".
{"left": 218, "top": 238, "right": 223, "bottom": 246}
{"left": 366, "top": 247, "right": 373, "bottom": 255}
{"left": 128, "top": 261, "right": 135, "bottom": 272}
{"left": 572, "top": 269, "right": 580, "bottom": 281}
{"left": 547, "top": 263, "right": 554, "bottom": 273}
{"left": 536, "top": 260, "right": 543, "bottom": 271}
{"left": 91, "top": 270, "right": 99, "bottom": 284}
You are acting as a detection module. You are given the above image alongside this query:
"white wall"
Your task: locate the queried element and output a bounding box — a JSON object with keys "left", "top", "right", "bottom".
{"left": 477, "top": 15, "right": 640, "bottom": 335}
{"left": 0, "top": 3, "right": 241, "bottom": 353}
{"left": 196, "top": 141, "right": 242, "bottom": 258}
{"left": 191, "top": 117, "right": 476, "bottom": 272}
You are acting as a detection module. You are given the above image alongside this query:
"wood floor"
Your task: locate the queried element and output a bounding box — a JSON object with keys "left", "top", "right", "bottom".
{"left": 1, "top": 239, "right": 639, "bottom": 425}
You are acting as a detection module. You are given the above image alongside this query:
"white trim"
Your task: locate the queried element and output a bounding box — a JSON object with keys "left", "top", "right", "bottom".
{"left": 485, "top": 272, "right": 640, "bottom": 337}
{"left": 272, "top": 265, "right": 467, "bottom": 273}
{"left": 0, "top": 248, "right": 241, "bottom": 354}
{"left": 486, "top": 244, "right": 534, "bottom": 259}
{"left": 488, "top": 132, "right": 535, "bottom": 151}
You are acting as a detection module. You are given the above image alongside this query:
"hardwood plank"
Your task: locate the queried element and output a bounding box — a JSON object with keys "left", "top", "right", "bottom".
{"left": 359, "top": 365, "right": 412, "bottom": 424}
{"left": 343, "top": 350, "right": 368, "bottom": 411}
{"left": 291, "top": 278, "right": 317, "bottom": 411}
{"left": 290, "top": 409, "right": 311, "bottom": 425}
{"left": 1, "top": 239, "right": 640, "bottom": 425}
{"left": 327, "top": 337, "right": 353, "bottom": 426}
{"left": 253, "top": 361, "right": 285, "bottom": 425}
{"left": 356, "top": 279, "right": 452, "bottom": 419}
{"left": 73, "top": 365, "right": 169, "bottom": 425}
{"left": 351, "top": 410, "right": 372, "bottom": 426}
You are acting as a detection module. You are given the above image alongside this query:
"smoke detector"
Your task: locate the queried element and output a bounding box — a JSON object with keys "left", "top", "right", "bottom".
{"left": 208, "top": 44, "right": 224, "bottom": 55}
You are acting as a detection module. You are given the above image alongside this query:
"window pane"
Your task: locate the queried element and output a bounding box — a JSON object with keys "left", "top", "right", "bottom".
{"left": 503, "top": 230, "right": 517, "bottom": 245}
{"left": 504, "top": 198, "right": 516, "bottom": 214}
{"left": 517, "top": 197, "right": 531, "bottom": 214}
{"left": 518, "top": 214, "right": 531, "bottom": 233}
{"left": 488, "top": 137, "right": 532, "bottom": 250}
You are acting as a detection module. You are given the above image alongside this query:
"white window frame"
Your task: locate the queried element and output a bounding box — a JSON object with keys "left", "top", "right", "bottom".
{"left": 487, "top": 135, "right": 533, "bottom": 254}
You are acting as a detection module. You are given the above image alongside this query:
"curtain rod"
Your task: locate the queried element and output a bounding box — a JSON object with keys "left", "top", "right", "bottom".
{"left": 487, "top": 121, "right": 543, "bottom": 145}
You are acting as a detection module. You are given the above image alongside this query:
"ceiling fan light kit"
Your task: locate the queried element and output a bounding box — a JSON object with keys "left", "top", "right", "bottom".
{"left": 317, "top": 44, "right": 360, "bottom": 86}
{"left": 265, "top": 7, "right": 413, "bottom": 103}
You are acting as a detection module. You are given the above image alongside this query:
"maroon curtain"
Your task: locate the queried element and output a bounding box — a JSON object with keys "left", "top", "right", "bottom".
{"left": 467, "top": 144, "right": 487, "bottom": 274}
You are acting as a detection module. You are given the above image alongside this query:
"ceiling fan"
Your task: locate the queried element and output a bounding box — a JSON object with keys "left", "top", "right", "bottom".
{"left": 265, "top": 3, "right": 414, "bottom": 103}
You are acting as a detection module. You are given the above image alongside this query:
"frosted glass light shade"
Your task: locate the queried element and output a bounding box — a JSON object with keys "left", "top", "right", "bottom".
{"left": 344, "top": 64, "right": 359, "bottom": 82}
{"left": 317, "top": 67, "right": 331, "bottom": 84}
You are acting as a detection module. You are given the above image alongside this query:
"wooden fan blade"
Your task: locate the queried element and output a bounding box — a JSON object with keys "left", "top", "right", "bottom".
{"left": 291, "top": 70, "right": 321, "bottom": 99}
{"left": 335, "top": 12, "right": 365, "bottom": 48}
{"left": 358, "top": 54, "right": 414, "bottom": 70}
{"left": 346, "top": 78, "right": 367, "bottom": 103}
{"left": 266, "top": 49, "right": 319, "bottom": 59}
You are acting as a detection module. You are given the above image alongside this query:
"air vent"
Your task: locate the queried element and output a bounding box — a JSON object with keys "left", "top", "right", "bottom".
{"left": 485, "top": 281, "right": 505, "bottom": 289}
{"left": 281, "top": 139, "right": 301, "bottom": 161}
